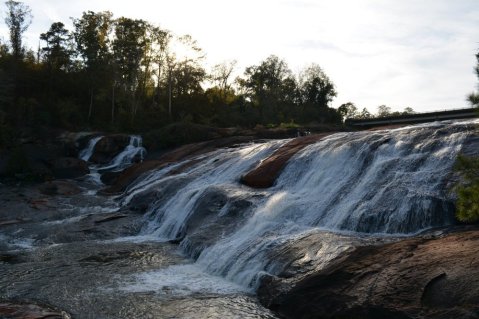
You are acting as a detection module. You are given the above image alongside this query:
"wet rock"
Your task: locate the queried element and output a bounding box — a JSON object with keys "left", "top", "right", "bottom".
{"left": 90, "top": 134, "right": 130, "bottom": 164}
{"left": 0, "top": 302, "right": 70, "bottom": 319}
{"left": 241, "top": 133, "right": 333, "bottom": 188}
{"left": 258, "top": 228, "right": 479, "bottom": 319}
{"left": 0, "top": 219, "right": 22, "bottom": 226}
{"left": 39, "top": 180, "right": 82, "bottom": 196}
{"left": 100, "top": 170, "right": 123, "bottom": 185}
{"left": 101, "top": 136, "right": 253, "bottom": 194}
{"left": 51, "top": 157, "right": 89, "bottom": 179}
{"left": 93, "top": 213, "right": 129, "bottom": 224}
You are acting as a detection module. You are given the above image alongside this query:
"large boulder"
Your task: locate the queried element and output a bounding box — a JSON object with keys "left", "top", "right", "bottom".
{"left": 51, "top": 157, "right": 89, "bottom": 179}
{"left": 258, "top": 228, "right": 479, "bottom": 319}
{"left": 241, "top": 133, "right": 333, "bottom": 188}
{"left": 90, "top": 134, "right": 130, "bottom": 164}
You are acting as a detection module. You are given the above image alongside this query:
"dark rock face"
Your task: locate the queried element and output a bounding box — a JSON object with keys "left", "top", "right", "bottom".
{"left": 39, "top": 180, "right": 82, "bottom": 196}
{"left": 240, "top": 133, "right": 333, "bottom": 188}
{"left": 258, "top": 229, "right": 479, "bottom": 319}
{"left": 51, "top": 157, "right": 89, "bottom": 179}
{"left": 0, "top": 144, "right": 62, "bottom": 180}
{"left": 90, "top": 134, "right": 130, "bottom": 164}
{"left": 100, "top": 170, "right": 123, "bottom": 185}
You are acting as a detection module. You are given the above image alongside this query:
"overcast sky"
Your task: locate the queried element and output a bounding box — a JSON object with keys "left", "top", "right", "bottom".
{"left": 1, "top": 0, "right": 478, "bottom": 113}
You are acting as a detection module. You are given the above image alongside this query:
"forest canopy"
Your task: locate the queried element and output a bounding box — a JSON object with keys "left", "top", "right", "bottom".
{"left": 0, "top": 1, "right": 346, "bottom": 137}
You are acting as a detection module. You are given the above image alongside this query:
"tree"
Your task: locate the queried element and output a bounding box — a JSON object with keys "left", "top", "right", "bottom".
{"left": 210, "top": 60, "right": 237, "bottom": 102}
{"left": 149, "top": 26, "right": 172, "bottom": 105}
{"left": 73, "top": 11, "right": 113, "bottom": 121}
{"left": 377, "top": 104, "right": 391, "bottom": 117}
{"left": 4, "top": 0, "right": 31, "bottom": 60}
{"left": 240, "top": 55, "right": 293, "bottom": 122}
{"left": 298, "top": 63, "right": 336, "bottom": 108}
{"left": 357, "top": 107, "right": 372, "bottom": 119}
{"left": 402, "top": 107, "right": 415, "bottom": 114}
{"left": 112, "top": 17, "right": 148, "bottom": 117}
{"left": 337, "top": 102, "right": 357, "bottom": 122}
{"left": 40, "top": 22, "right": 73, "bottom": 71}
{"left": 468, "top": 51, "right": 479, "bottom": 107}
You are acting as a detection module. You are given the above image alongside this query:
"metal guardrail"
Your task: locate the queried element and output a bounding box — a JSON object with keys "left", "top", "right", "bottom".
{"left": 346, "top": 107, "right": 478, "bottom": 127}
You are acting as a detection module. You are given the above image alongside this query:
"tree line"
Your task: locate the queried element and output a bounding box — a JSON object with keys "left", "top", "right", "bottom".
{"left": 0, "top": 0, "right": 347, "bottom": 142}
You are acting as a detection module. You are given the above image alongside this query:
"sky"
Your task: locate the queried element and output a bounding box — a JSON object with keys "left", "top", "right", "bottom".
{"left": 0, "top": 0, "right": 478, "bottom": 113}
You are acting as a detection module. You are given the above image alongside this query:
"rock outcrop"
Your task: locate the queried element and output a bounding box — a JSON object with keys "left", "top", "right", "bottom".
{"left": 241, "top": 133, "right": 333, "bottom": 188}
{"left": 258, "top": 228, "right": 479, "bottom": 319}
{"left": 90, "top": 134, "right": 130, "bottom": 164}
{"left": 51, "top": 157, "right": 89, "bottom": 179}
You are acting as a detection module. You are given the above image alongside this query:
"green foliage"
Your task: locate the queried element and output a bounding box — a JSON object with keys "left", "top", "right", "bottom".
{"left": 337, "top": 102, "right": 357, "bottom": 122}
{"left": 454, "top": 154, "right": 479, "bottom": 223}
{"left": 40, "top": 22, "right": 73, "bottom": 71}
{"left": 143, "top": 122, "right": 219, "bottom": 150}
{"left": 0, "top": 2, "right": 343, "bottom": 137}
{"left": 279, "top": 121, "right": 300, "bottom": 129}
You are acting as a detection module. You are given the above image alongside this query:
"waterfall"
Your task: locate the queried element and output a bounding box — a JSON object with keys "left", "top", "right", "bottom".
{"left": 100, "top": 135, "right": 147, "bottom": 172}
{"left": 79, "top": 136, "right": 103, "bottom": 162}
{"left": 122, "top": 120, "right": 478, "bottom": 288}
{"left": 78, "top": 135, "right": 147, "bottom": 186}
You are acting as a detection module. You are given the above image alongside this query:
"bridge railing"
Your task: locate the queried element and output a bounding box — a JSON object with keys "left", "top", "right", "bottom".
{"left": 346, "top": 107, "right": 478, "bottom": 126}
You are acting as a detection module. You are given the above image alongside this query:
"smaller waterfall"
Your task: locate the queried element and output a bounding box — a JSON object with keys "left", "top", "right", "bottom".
{"left": 79, "top": 135, "right": 147, "bottom": 186}
{"left": 79, "top": 136, "right": 103, "bottom": 162}
{"left": 100, "top": 135, "right": 147, "bottom": 172}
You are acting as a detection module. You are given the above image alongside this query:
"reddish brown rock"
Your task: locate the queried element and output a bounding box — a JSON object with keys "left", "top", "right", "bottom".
{"left": 0, "top": 302, "right": 68, "bottom": 319}
{"left": 258, "top": 228, "right": 479, "bottom": 319}
{"left": 240, "top": 133, "right": 334, "bottom": 188}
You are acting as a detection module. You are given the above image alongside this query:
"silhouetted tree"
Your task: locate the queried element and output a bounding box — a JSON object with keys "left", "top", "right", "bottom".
{"left": 357, "top": 107, "right": 372, "bottom": 119}
{"left": 73, "top": 11, "right": 113, "bottom": 121}
{"left": 4, "top": 0, "right": 31, "bottom": 60}
{"left": 337, "top": 102, "right": 357, "bottom": 122}
{"left": 377, "top": 104, "right": 391, "bottom": 117}
{"left": 40, "top": 22, "right": 73, "bottom": 71}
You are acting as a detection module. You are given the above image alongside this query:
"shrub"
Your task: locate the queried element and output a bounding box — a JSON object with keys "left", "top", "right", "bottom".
{"left": 454, "top": 155, "right": 479, "bottom": 222}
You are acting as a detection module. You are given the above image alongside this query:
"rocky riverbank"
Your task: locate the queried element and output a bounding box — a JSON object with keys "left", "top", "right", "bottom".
{"left": 1, "top": 122, "right": 479, "bottom": 319}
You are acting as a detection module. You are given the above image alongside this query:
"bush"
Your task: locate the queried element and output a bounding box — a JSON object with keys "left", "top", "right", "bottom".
{"left": 454, "top": 155, "right": 479, "bottom": 222}
{"left": 143, "top": 122, "right": 221, "bottom": 151}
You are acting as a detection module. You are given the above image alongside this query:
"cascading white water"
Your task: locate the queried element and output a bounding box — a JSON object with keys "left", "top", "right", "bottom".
{"left": 79, "top": 136, "right": 103, "bottom": 161}
{"left": 78, "top": 134, "right": 147, "bottom": 186}
{"left": 99, "top": 135, "right": 147, "bottom": 172}
{"left": 79, "top": 135, "right": 146, "bottom": 171}
{"left": 123, "top": 120, "right": 478, "bottom": 288}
